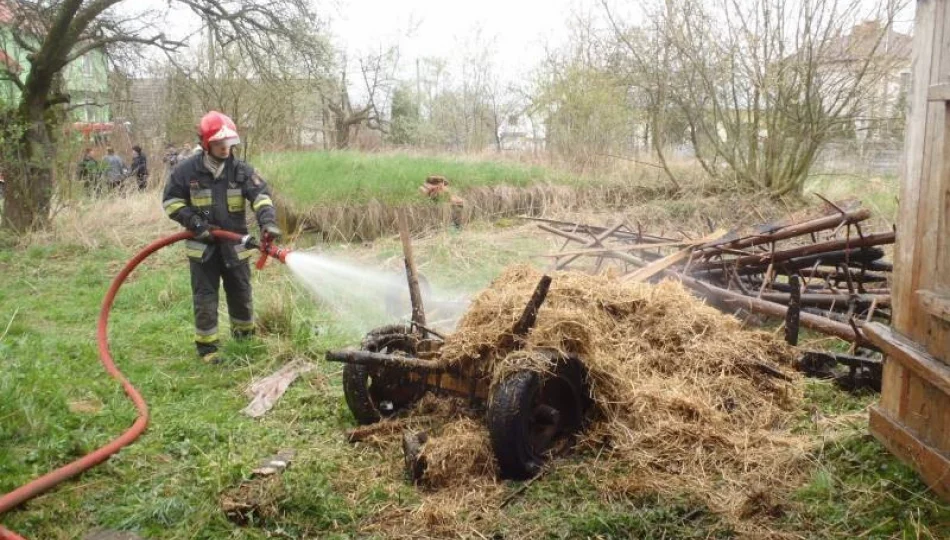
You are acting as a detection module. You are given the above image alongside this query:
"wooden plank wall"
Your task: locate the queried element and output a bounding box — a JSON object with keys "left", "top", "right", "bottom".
{"left": 876, "top": 0, "right": 950, "bottom": 500}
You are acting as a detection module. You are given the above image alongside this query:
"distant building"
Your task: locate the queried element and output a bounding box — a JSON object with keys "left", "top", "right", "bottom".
{"left": 821, "top": 20, "right": 913, "bottom": 141}
{"left": 499, "top": 114, "right": 546, "bottom": 152}
{"left": 127, "top": 75, "right": 326, "bottom": 149}
{"left": 0, "top": 1, "right": 110, "bottom": 122}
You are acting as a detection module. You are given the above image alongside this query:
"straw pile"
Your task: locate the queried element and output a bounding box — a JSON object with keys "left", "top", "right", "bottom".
{"left": 433, "top": 264, "right": 808, "bottom": 519}
{"left": 417, "top": 417, "right": 497, "bottom": 489}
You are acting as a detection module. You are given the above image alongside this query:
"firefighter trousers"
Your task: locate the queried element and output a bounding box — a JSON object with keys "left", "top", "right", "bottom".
{"left": 190, "top": 250, "right": 255, "bottom": 356}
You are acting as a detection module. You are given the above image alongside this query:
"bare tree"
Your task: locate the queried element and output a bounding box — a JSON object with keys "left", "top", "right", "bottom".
{"left": 0, "top": 0, "right": 320, "bottom": 231}
{"left": 163, "top": 28, "right": 330, "bottom": 152}
{"left": 604, "top": 0, "right": 908, "bottom": 196}
{"left": 530, "top": 16, "right": 643, "bottom": 167}
{"left": 320, "top": 47, "right": 397, "bottom": 149}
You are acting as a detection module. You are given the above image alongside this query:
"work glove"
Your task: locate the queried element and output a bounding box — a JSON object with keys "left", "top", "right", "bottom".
{"left": 188, "top": 214, "right": 212, "bottom": 242}
{"left": 262, "top": 222, "right": 283, "bottom": 242}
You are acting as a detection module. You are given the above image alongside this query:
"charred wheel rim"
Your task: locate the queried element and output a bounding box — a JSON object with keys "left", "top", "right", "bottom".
{"left": 488, "top": 352, "right": 590, "bottom": 479}
{"left": 342, "top": 326, "right": 426, "bottom": 425}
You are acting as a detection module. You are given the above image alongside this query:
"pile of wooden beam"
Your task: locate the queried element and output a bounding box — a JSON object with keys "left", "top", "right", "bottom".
{"left": 531, "top": 199, "right": 894, "bottom": 352}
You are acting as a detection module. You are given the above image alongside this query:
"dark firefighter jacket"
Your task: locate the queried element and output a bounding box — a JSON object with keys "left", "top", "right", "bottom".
{"left": 162, "top": 153, "right": 277, "bottom": 267}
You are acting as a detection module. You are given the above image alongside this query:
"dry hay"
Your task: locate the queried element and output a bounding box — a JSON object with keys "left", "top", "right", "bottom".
{"left": 416, "top": 417, "right": 497, "bottom": 489}
{"left": 219, "top": 475, "right": 285, "bottom": 526}
{"left": 431, "top": 264, "right": 807, "bottom": 524}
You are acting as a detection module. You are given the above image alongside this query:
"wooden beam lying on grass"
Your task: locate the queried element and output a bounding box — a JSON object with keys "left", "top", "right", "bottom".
{"left": 670, "top": 272, "right": 860, "bottom": 342}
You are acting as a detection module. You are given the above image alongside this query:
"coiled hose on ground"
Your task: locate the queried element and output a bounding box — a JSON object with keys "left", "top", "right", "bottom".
{"left": 0, "top": 230, "right": 262, "bottom": 539}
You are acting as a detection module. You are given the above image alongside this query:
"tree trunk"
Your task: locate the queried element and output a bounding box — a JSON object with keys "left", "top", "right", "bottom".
{"left": 334, "top": 116, "right": 350, "bottom": 149}
{"left": 2, "top": 103, "right": 55, "bottom": 232}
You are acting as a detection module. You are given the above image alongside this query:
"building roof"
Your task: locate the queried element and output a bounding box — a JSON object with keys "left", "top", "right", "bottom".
{"left": 824, "top": 21, "right": 912, "bottom": 64}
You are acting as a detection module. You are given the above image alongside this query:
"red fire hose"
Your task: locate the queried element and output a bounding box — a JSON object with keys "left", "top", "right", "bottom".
{"left": 0, "top": 230, "right": 289, "bottom": 539}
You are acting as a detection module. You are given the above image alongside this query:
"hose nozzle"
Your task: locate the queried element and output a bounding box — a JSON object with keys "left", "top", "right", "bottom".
{"left": 205, "top": 230, "right": 289, "bottom": 268}
{"left": 255, "top": 232, "right": 291, "bottom": 269}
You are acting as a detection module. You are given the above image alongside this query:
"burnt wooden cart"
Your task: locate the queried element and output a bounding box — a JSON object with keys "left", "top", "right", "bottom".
{"left": 326, "top": 276, "right": 592, "bottom": 480}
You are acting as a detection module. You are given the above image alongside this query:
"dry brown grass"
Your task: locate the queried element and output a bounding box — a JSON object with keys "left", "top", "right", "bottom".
{"left": 280, "top": 181, "right": 683, "bottom": 243}
{"left": 417, "top": 417, "right": 497, "bottom": 490}
{"left": 28, "top": 185, "right": 178, "bottom": 249}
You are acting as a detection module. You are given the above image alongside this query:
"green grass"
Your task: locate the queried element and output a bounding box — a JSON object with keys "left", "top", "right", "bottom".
{"left": 1, "top": 216, "right": 948, "bottom": 538}
{"left": 255, "top": 150, "right": 572, "bottom": 205}
{"left": 804, "top": 174, "right": 900, "bottom": 224}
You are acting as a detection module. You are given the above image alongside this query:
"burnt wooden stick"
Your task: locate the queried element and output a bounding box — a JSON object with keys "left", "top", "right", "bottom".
{"left": 859, "top": 260, "right": 894, "bottom": 272}
{"left": 757, "top": 261, "right": 774, "bottom": 299}
{"left": 512, "top": 275, "right": 552, "bottom": 339}
{"left": 748, "top": 280, "right": 891, "bottom": 295}
{"left": 797, "top": 268, "right": 890, "bottom": 283}
{"left": 691, "top": 231, "right": 895, "bottom": 272}
{"left": 671, "top": 272, "right": 860, "bottom": 342}
{"left": 691, "top": 247, "right": 887, "bottom": 279}
{"left": 758, "top": 292, "right": 891, "bottom": 308}
{"left": 538, "top": 224, "right": 649, "bottom": 268}
{"left": 398, "top": 212, "right": 426, "bottom": 333}
{"left": 525, "top": 216, "right": 677, "bottom": 243}
{"left": 325, "top": 350, "right": 444, "bottom": 371}
{"left": 785, "top": 274, "right": 802, "bottom": 346}
{"left": 494, "top": 275, "right": 553, "bottom": 354}
{"left": 801, "top": 307, "right": 889, "bottom": 324}
{"left": 539, "top": 240, "right": 690, "bottom": 258}
{"left": 697, "top": 207, "right": 872, "bottom": 255}
{"left": 555, "top": 222, "right": 626, "bottom": 270}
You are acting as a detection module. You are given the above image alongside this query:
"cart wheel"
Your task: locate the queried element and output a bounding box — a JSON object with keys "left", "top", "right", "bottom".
{"left": 343, "top": 326, "right": 427, "bottom": 425}
{"left": 487, "top": 355, "right": 590, "bottom": 479}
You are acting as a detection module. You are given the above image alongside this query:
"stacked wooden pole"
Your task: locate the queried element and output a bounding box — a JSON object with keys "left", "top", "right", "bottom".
{"left": 531, "top": 201, "right": 895, "bottom": 345}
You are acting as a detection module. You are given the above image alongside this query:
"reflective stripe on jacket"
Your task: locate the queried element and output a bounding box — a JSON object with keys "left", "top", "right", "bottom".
{"left": 161, "top": 153, "right": 277, "bottom": 267}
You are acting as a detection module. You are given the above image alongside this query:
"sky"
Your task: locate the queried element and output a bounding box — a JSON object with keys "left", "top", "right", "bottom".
{"left": 324, "top": 0, "right": 915, "bottom": 84}
{"left": 325, "top": 0, "right": 583, "bottom": 84}
{"left": 144, "top": 0, "right": 917, "bottom": 90}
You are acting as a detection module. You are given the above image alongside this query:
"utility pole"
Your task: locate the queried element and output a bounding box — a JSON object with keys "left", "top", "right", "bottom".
{"left": 207, "top": 21, "right": 215, "bottom": 79}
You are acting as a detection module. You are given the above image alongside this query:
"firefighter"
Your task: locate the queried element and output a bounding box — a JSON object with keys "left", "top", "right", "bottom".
{"left": 162, "top": 111, "right": 282, "bottom": 363}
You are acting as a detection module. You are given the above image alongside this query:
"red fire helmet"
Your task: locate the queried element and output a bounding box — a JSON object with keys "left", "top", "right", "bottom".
{"left": 198, "top": 111, "right": 241, "bottom": 151}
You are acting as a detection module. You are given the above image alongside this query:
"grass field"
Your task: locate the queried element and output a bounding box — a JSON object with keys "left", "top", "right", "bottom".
{"left": 1, "top": 184, "right": 948, "bottom": 538}
{"left": 256, "top": 151, "right": 572, "bottom": 206}
{"left": 804, "top": 173, "right": 901, "bottom": 225}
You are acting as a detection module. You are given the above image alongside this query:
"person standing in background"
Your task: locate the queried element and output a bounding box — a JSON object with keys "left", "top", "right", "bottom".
{"left": 77, "top": 148, "right": 100, "bottom": 193}
{"left": 131, "top": 145, "right": 149, "bottom": 190}
{"left": 102, "top": 147, "right": 127, "bottom": 190}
